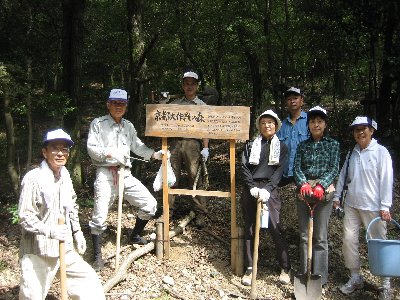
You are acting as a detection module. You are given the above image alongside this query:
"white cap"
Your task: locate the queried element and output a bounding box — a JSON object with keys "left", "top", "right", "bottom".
{"left": 183, "top": 71, "right": 199, "bottom": 80}
{"left": 349, "top": 116, "right": 377, "bottom": 130}
{"left": 308, "top": 106, "right": 327, "bottom": 118}
{"left": 108, "top": 89, "right": 128, "bottom": 101}
{"left": 43, "top": 129, "right": 74, "bottom": 146}
{"left": 284, "top": 87, "right": 304, "bottom": 97}
{"left": 256, "top": 109, "right": 282, "bottom": 131}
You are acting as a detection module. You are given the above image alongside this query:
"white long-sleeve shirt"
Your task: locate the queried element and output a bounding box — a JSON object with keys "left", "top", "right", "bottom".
{"left": 334, "top": 138, "right": 393, "bottom": 211}
{"left": 87, "top": 114, "right": 154, "bottom": 167}
{"left": 18, "top": 160, "right": 80, "bottom": 257}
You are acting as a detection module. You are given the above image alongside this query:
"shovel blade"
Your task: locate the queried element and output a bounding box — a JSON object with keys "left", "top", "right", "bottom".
{"left": 294, "top": 274, "right": 322, "bottom": 300}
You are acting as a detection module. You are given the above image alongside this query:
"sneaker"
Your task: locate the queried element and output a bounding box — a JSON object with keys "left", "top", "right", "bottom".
{"left": 339, "top": 275, "right": 364, "bottom": 295}
{"left": 241, "top": 268, "right": 252, "bottom": 286}
{"left": 131, "top": 234, "right": 148, "bottom": 245}
{"left": 379, "top": 287, "right": 392, "bottom": 300}
{"left": 279, "top": 269, "right": 291, "bottom": 285}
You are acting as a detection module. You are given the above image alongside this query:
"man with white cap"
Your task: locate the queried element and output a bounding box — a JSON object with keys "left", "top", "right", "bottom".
{"left": 240, "top": 109, "right": 291, "bottom": 286}
{"left": 87, "top": 88, "right": 165, "bottom": 271}
{"left": 334, "top": 117, "right": 393, "bottom": 300}
{"left": 18, "top": 129, "right": 105, "bottom": 299}
{"left": 277, "top": 87, "right": 309, "bottom": 183}
{"left": 168, "top": 71, "right": 210, "bottom": 228}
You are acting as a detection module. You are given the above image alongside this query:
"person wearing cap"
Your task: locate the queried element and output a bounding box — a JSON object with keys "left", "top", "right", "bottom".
{"left": 334, "top": 117, "right": 393, "bottom": 299}
{"left": 277, "top": 87, "right": 309, "bottom": 184}
{"left": 293, "top": 106, "right": 339, "bottom": 286}
{"left": 240, "top": 110, "right": 291, "bottom": 286}
{"left": 18, "top": 129, "right": 105, "bottom": 299}
{"left": 168, "top": 71, "right": 210, "bottom": 228}
{"left": 87, "top": 88, "right": 165, "bottom": 271}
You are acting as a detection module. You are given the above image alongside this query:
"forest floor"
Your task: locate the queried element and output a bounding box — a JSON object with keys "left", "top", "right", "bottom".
{"left": 1, "top": 137, "right": 400, "bottom": 300}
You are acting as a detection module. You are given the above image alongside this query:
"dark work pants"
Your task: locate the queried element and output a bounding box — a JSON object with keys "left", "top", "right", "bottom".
{"left": 241, "top": 184, "right": 291, "bottom": 271}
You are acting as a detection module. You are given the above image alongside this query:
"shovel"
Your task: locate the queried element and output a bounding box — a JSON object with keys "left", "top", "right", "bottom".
{"left": 249, "top": 199, "right": 262, "bottom": 299}
{"left": 294, "top": 199, "right": 322, "bottom": 300}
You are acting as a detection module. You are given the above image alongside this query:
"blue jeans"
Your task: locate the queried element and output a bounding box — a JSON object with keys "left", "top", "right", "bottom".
{"left": 296, "top": 198, "right": 333, "bottom": 285}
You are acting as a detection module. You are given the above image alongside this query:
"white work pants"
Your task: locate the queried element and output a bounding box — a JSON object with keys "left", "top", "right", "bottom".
{"left": 89, "top": 167, "right": 157, "bottom": 235}
{"left": 19, "top": 251, "right": 105, "bottom": 300}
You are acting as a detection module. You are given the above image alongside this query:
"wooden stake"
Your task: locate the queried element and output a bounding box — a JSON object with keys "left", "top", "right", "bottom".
{"left": 58, "top": 216, "right": 68, "bottom": 300}
{"left": 155, "top": 221, "right": 164, "bottom": 259}
{"left": 162, "top": 137, "right": 170, "bottom": 258}
{"left": 229, "top": 139, "right": 239, "bottom": 274}
{"left": 250, "top": 201, "right": 262, "bottom": 299}
{"left": 115, "top": 165, "right": 124, "bottom": 271}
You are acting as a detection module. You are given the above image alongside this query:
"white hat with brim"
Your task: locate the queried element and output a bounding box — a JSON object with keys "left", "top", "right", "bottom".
{"left": 43, "top": 129, "right": 74, "bottom": 146}
{"left": 307, "top": 106, "right": 327, "bottom": 119}
{"left": 284, "top": 87, "right": 304, "bottom": 97}
{"left": 256, "top": 110, "right": 282, "bottom": 131}
{"left": 349, "top": 116, "right": 377, "bottom": 130}
{"left": 108, "top": 89, "right": 128, "bottom": 101}
{"left": 183, "top": 71, "right": 199, "bottom": 80}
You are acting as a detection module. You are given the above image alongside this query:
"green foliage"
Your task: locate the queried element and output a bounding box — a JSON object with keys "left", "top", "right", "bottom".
{"left": 77, "top": 197, "right": 94, "bottom": 208}
{"left": 0, "top": 260, "right": 8, "bottom": 272}
{"left": 6, "top": 204, "right": 19, "bottom": 225}
{"left": 34, "top": 93, "right": 77, "bottom": 118}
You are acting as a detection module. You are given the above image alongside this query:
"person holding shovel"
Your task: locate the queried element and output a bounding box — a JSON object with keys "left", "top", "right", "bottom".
{"left": 87, "top": 88, "right": 165, "bottom": 271}
{"left": 240, "top": 110, "right": 292, "bottom": 286}
{"left": 334, "top": 117, "right": 393, "bottom": 300}
{"left": 18, "top": 129, "right": 105, "bottom": 300}
{"left": 293, "top": 106, "right": 339, "bottom": 287}
{"left": 168, "top": 71, "right": 210, "bottom": 228}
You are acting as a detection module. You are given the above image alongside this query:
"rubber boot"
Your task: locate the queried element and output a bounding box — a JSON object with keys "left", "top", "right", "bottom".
{"left": 92, "top": 234, "right": 104, "bottom": 271}
{"left": 131, "top": 218, "right": 149, "bottom": 245}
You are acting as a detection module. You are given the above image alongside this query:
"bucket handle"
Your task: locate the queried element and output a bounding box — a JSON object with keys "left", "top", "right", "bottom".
{"left": 365, "top": 217, "right": 400, "bottom": 242}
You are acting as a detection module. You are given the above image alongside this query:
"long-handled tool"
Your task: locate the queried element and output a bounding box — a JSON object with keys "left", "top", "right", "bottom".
{"left": 250, "top": 199, "right": 262, "bottom": 299}
{"left": 58, "top": 216, "right": 68, "bottom": 300}
{"left": 115, "top": 165, "right": 125, "bottom": 271}
{"left": 294, "top": 200, "right": 322, "bottom": 300}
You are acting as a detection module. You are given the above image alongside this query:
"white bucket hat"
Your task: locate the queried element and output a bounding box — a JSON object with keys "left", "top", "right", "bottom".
{"left": 308, "top": 106, "right": 327, "bottom": 119}
{"left": 183, "top": 71, "right": 199, "bottom": 80}
{"left": 43, "top": 129, "right": 74, "bottom": 146}
{"left": 256, "top": 110, "right": 282, "bottom": 131}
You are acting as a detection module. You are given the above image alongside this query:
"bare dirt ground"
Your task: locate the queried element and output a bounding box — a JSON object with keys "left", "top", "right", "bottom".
{"left": 1, "top": 139, "right": 400, "bottom": 300}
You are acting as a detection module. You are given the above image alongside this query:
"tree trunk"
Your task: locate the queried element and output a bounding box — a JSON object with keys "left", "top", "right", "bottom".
{"left": 61, "top": 0, "right": 86, "bottom": 187}
{"left": 4, "top": 89, "right": 20, "bottom": 197}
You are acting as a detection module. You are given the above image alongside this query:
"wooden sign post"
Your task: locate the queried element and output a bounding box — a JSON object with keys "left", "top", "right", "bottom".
{"left": 145, "top": 104, "right": 250, "bottom": 274}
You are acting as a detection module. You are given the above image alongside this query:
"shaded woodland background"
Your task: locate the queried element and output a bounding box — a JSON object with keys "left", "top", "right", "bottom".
{"left": 1, "top": 0, "right": 400, "bottom": 201}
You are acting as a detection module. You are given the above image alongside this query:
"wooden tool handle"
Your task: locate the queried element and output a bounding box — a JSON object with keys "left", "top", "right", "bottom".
{"left": 58, "top": 216, "right": 68, "bottom": 300}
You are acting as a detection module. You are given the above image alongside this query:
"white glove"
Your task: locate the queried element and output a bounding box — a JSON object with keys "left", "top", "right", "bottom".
{"left": 49, "top": 224, "right": 69, "bottom": 241}
{"left": 250, "top": 187, "right": 260, "bottom": 198}
{"left": 153, "top": 150, "right": 171, "bottom": 160}
{"left": 200, "top": 148, "right": 209, "bottom": 161}
{"left": 74, "top": 231, "right": 87, "bottom": 255}
{"left": 109, "top": 149, "right": 127, "bottom": 165}
{"left": 258, "top": 189, "right": 270, "bottom": 203}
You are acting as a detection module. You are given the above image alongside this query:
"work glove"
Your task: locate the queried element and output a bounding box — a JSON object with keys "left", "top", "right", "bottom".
{"left": 108, "top": 148, "right": 128, "bottom": 165}
{"left": 258, "top": 189, "right": 270, "bottom": 203}
{"left": 250, "top": 187, "right": 260, "bottom": 198}
{"left": 73, "top": 231, "right": 87, "bottom": 255}
{"left": 49, "top": 224, "right": 69, "bottom": 241}
{"left": 313, "top": 184, "right": 325, "bottom": 200}
{"left": 300, "top": 182, "right": 312, "bottom": 197}
{"left": 200, "top": 148, "right": 209, "bottom": 161}
{"left": 153, "top": 150, "right": 170, "bottom": 160}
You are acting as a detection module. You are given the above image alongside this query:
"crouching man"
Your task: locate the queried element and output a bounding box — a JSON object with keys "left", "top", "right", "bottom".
{"left": 18, "top": 129, "right": 105, "bottom": 300}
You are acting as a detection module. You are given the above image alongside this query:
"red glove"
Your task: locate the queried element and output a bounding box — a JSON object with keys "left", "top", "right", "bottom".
{"left": 313, "top": 184, "right": 325, "bottom": 200}
{"left": 300, "top": 183, "right": 312, "bottom": 197}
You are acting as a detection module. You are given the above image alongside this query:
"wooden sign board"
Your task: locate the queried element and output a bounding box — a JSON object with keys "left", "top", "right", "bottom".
{"left": 145, "top": 104, "right": 250, "bottom": 140}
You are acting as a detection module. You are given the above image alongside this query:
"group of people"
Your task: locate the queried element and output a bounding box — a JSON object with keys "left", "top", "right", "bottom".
{"left": 240, "top": 87, "right": 394, "bottom": 300}
{"left": 17, "top": 72, "right": 394, "bottom": 300}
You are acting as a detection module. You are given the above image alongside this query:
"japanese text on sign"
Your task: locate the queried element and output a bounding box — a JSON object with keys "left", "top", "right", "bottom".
{"left": 145, "top": 104, "right": 250, "bottom": 140}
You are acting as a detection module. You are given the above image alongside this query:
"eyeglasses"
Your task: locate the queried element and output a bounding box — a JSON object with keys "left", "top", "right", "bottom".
{"left": 49, "top": 146, "right": 70, "bottom": 155}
